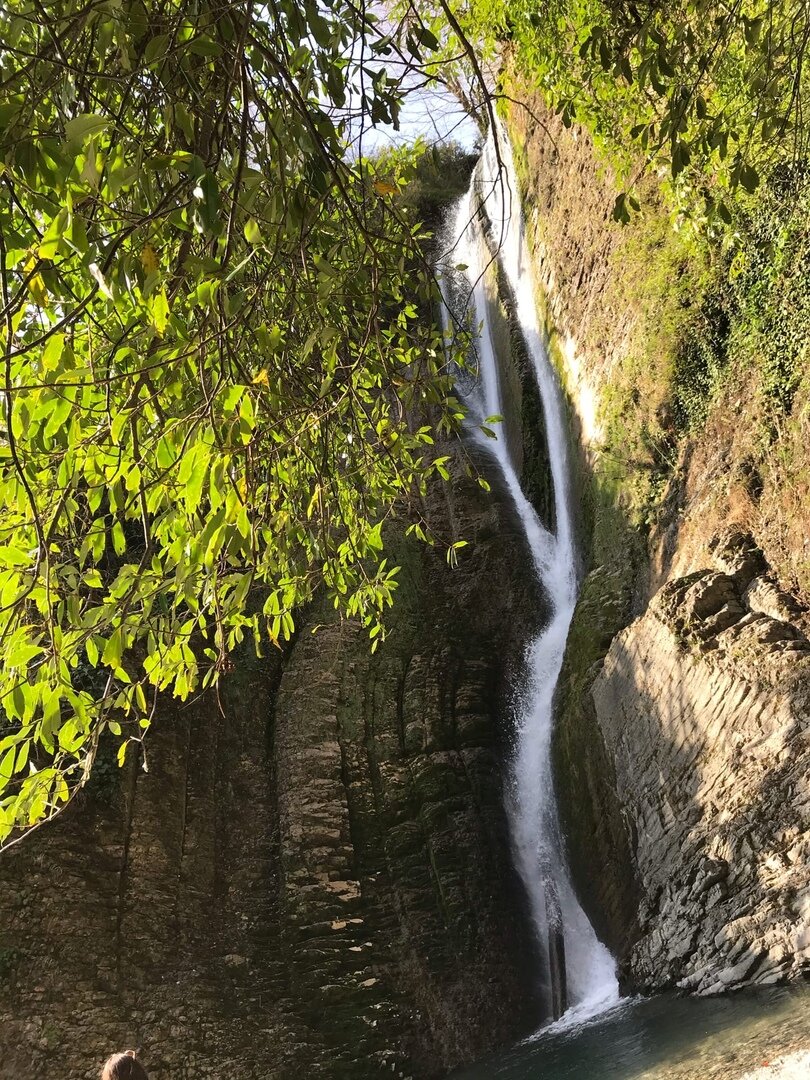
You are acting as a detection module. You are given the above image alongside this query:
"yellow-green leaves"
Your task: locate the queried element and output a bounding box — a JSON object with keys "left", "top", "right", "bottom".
{"left": 39, "top": 208, "right": 70, "bottom": 260}
{"left": 64, "top": 113, "right": 109, "bottom": 147}
{"left": 25, "top": 259, "right": 49, "bottom": 307}
{"left": 177, "top": 441, "right": 210, "bottom": 516}
{"left": 141, "top": 243, "right": 159, "bottom": 274}
{"left": 147, "top": 288, "right": 170, "bottom": 334}
{"left": 0, "top": 0, "right": 458, "bottom": 850}
{"left": 244, "top": 218, "right": 262, "bottom": 246}
{"left": 41, "top": 333, "right": 65, "bottom": 372}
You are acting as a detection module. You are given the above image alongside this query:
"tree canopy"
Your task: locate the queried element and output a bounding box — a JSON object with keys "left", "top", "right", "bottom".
{"left": 0, "top": 0, "right": 472, "bottom": 845}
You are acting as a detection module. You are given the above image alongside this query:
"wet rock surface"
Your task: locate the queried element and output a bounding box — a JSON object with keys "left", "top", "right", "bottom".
{"left": 552, "top": 563, "right": 641, "bottom": 972}
{"left": 0, "top": 451, "right": 543, "bottom": 1080}
{"left": 585, "top": 531, "right": 810, "bottom": 993}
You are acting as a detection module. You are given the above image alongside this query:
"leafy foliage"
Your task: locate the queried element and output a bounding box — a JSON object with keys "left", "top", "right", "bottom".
{"left": 443, "top": 1, "right": 810, "bottom": 220}
{"left": 725, "top": 168, "right": 810, "bottom": 414}
{"left": 373, "top": 139, "right": 479, "bottom": 228}
{"left": 0, "top": 0, "right": 470, "bottom": 844}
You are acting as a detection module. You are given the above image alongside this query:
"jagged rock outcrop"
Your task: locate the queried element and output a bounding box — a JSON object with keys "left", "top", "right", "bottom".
{"left": 576, "top": 530, "right": 810, "bottom": 993}
{"left": 0, "top": 452, "right": 543, "bottom": 1080}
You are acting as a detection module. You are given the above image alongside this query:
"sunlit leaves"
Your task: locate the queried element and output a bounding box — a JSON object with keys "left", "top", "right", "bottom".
{"left": 0, "top": 0, "right": 461, "bottom": 845}
{"left": 64, "top": 114, "right": 110, "bottom": 147}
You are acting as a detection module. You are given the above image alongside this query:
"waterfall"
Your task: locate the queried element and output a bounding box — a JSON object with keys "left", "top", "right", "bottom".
{"left": 441, "top": 127, "right": 619, "bottom": 1027}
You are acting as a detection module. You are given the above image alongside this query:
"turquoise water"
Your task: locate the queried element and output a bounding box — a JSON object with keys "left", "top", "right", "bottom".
{"left": 450, "top": 985, "right": 810, "bottom": 1080}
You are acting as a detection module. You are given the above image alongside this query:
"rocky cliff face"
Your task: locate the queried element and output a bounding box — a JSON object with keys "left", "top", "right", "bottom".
{"left": 589, "top": 530, "right": 810, "bottom": 992}
{"left": 0, "top": 452, "right": 543, "bottom": 1080}
{"left": 507, "top": 92, "right": 810, "bottom": 998}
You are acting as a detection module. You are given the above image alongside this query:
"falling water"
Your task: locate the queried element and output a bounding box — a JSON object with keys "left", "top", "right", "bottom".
{"left": 441, "top": 126, "right": 619, "bottom": 1026}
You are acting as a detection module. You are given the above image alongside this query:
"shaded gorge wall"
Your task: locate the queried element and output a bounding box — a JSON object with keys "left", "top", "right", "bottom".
{"left": 0, "top": 440, "right": 551, "bottom": 1080}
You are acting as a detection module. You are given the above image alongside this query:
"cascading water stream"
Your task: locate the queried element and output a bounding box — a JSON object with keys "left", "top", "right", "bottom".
{"left": 441, "top": 127, "right": 619, "bottom": 1028}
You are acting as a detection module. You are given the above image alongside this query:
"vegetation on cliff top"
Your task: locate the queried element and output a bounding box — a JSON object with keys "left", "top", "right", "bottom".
{"left": 454, "top": 1, "right": 810, "bottom": 216}
{"left": 454, "top": 1, "right": 810, "bottom": 573}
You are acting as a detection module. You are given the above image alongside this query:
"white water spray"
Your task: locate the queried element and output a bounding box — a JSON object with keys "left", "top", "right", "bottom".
{"left": 442, "top": 127, "right": 619, "bottom": 1027}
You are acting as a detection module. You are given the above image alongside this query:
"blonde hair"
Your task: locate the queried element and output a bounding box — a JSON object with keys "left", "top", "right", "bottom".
{"left": 101, "top": 1051, "right": 149, "bottom": 1080}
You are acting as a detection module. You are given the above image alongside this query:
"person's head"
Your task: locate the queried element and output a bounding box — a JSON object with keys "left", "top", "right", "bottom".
{"left": 101, "top": 1050, "right": 149, "bottom": 1080}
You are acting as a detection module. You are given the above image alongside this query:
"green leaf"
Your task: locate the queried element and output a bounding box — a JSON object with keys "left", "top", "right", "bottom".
{"left": 65, "top": 113, "right": 109, "bottom": 145}
{"left": 86, "top": 637, "right": 99, "bottom": 666}
{"left": 178, "top": 443, "right": 209, "bottom": 515}
{"left": 244, "top": 218, "right": 262, "bottom": 245}
{"left": 111, "top": 410, "right": 128, "bottom": 446}
{"left": 144, "top": 34, "right": 170, "bottom": 65}
{"left": 221, "top": 384, "right": 246, "bottom": 413}
{"left": 612, "top": 193, "right": 630, "bottom": 224}
{"left": 188, "top": 37, "right": 222, "bottom": 57}
{"left": 195, "top": 172, "right": 221, "bottom": 234}
{"left": 416, "top": 26, "right": 439, "bottom": 51}
{"left": 43, "top": 395, "right": 72, "bottom": 439}
{"left": 0, "top": 546, "right": 32, "bottom": 567}
{"left": 0, "top": 746, "right": 17, "bottom": 784}
{"left": 39, "top": 209, "right": 69, "bottom": 260}
{"left": 744, "top": 16, "right": 763, "bottom": 46}
{"left": 739, "top": 163, "right": 760, "bottom": 194}
{"left": 41, "top": 333, "right": 65, "bottom": 372}
{"left": 148, "top": 288, "right": 170, "bottom": 334}
{"left": 101, "top": 628, "right": 124, "bottom": 669}
{"left": 174, "top": 102, "right": 195, "bottom": 143}
{"left": 112, "top": 522, "right": 126, "bottom": 556}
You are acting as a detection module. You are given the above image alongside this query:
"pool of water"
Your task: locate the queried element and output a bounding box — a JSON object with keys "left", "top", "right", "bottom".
{"left": 450, "top": 984, "right": 810, "bottom": 1080}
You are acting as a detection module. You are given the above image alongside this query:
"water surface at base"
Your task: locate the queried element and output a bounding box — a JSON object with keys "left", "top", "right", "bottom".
{"left": 450, "top": 984, "right": 810, "bottom": 1080}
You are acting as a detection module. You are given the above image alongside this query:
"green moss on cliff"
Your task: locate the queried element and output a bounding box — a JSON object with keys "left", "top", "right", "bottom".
{"left": 514, "top": 86, "right": 810, "bottom": 600}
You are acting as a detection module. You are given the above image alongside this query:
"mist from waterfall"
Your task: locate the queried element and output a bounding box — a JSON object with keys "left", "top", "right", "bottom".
{"left": 441, "top": 126, "right": 619, "bottom": 1027}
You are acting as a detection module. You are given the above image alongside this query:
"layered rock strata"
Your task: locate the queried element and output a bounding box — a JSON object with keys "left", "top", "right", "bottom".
{"left": 580, "top": 531, "right": 810, "bottom": 993}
